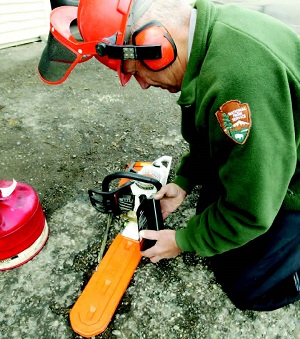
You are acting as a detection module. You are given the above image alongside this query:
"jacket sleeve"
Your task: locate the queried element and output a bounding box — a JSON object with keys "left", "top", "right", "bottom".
{"left": 175, "top": 49, "right": 298, "bottom": 257}
{"left": 176, "top": 103, "right": 297, "bottom": 256}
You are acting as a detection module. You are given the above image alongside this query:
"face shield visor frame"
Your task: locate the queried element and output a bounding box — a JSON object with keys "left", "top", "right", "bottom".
{"left": 38, "top": 6, "right": 102, "bottom": 85}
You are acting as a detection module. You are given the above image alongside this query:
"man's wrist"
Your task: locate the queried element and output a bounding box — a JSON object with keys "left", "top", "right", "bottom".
{"left": 175, "top": 228, "right": 194, "bottom": 252}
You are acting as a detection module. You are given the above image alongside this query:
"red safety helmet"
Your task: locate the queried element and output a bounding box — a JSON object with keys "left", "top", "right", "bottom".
{"left": 38, "top": 0, "right": 174, "bottom": 86}
{"left": 78, "top": 0, "right": 133, "bottom": 86}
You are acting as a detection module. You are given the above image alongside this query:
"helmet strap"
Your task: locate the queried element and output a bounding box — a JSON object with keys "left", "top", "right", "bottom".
{"left": 96, "top": 38, "right": 162, "bottom": 61}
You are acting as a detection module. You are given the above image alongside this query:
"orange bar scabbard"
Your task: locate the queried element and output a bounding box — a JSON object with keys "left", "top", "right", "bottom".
{"left": 69, "top": 234, "right": 141, "bottom": 338}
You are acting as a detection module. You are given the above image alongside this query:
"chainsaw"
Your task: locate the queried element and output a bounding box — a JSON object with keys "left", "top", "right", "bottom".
{"left": 69, "top": 156, "right": 172, "bottom": 338}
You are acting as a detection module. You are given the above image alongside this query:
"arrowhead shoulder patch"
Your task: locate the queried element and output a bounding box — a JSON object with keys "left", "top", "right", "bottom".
{"left": 215, "top": 100, "right": 252, "bottom": 145}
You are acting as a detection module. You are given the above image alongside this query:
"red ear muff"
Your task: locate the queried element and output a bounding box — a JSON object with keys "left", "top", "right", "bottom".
{"left": 132, "top": 21, "right": 177, "bottom": 71}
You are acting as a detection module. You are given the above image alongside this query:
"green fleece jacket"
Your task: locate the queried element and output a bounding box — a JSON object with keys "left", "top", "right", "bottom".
{"left": 174, "top": 0, "right": 300, "bottom": 257}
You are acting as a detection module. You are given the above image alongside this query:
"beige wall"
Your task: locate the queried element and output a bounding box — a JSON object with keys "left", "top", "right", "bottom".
{"left": 0, "top": 0, "right": 51, "bottom": 49}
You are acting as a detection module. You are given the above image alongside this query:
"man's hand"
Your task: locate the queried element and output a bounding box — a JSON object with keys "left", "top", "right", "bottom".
{"left": 154, "top": 183, "right": 187, "bottom": 219}
{"left": 140, "top": 229, "right": 182, "bottom": 263}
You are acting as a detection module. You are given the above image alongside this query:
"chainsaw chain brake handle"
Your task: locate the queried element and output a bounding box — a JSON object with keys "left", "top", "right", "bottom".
{"left": 88, "top": 172, "right": 162, "bottom": 215}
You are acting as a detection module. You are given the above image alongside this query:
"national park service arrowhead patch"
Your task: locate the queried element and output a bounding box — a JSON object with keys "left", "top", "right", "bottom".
{"left": 215, "top": 100, "right": 251, "bottom": 145}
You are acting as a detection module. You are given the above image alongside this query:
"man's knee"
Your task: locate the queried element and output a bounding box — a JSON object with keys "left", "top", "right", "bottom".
{"left": 222, "top": 272, "right": 300, "bottom": 312}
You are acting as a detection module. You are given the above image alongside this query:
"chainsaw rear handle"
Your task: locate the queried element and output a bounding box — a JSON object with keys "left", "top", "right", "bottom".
{"left": 101, "top": 171, "right": 162, "bottom": 192}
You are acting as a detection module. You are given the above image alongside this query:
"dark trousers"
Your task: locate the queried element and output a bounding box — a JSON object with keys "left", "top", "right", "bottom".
{"left": 208, "top": 211, "right": 300, "bottom": 311}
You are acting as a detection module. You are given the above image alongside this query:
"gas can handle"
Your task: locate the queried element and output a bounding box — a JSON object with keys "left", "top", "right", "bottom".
{"left": 0, "top": 179, "right": 17, "bottom": 200}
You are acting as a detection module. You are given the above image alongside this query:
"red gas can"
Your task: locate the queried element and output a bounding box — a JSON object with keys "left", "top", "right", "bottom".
{"left": 0, "top": 180, "right": 49, "bottom": 270}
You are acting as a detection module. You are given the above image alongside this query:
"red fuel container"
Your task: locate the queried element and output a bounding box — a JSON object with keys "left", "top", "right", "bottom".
{"left": 0, "top": 180, "right": 49, "bottom": 270}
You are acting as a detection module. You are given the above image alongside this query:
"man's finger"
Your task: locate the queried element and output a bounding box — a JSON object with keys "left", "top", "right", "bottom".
{"left": 150, "top": 256, "right": 161, "bottom": 263}
{"left": 139, "top": 230, "right": 159, "bottom": 240}
{"left": 140, "top": 243, "right": 157, "bottom": 258}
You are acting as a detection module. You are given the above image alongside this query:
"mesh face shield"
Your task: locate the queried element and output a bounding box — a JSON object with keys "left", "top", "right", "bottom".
{"left": 38, "top": 6, "right": 95, "bottom": 85}
{"left": 39, "top": 32, "right": 88, "bottom": 84}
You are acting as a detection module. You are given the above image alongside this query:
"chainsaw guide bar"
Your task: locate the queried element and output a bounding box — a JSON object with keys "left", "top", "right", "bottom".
{"left": 69, "top": 234, "right": 141, "bottom": 337}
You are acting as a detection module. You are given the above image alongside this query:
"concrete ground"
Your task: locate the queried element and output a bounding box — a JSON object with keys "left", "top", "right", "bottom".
{"left": 0, "top": 1, "right": 299, "bottom": 338}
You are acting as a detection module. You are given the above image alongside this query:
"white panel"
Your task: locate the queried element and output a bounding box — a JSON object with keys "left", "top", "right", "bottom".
{"left": 0, "top": 0, "right": 51, "bottom": 49}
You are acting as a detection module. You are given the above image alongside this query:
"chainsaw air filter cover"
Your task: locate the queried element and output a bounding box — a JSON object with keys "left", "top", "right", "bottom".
{"left": 0, "top": 180, "right": 49, "bottom": 271}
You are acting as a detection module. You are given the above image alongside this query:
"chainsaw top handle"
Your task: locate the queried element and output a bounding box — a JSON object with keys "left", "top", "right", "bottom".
{"left": 101, "top": 171, "right": 162, "bottom": 192}
{"left": 88, "top": 171, "right": 162, "bottom": 215}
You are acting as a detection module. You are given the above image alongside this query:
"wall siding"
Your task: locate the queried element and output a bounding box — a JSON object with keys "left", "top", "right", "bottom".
{"left": 0, "top": 0, "right": 51, "bottom": 49}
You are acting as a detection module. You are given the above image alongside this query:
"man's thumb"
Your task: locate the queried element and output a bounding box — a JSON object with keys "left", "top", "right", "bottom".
{"left": 154, "top": 187, "right": 168, "bottom": 199}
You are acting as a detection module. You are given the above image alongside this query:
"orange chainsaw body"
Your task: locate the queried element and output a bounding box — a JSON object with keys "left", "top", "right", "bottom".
{"left": 69, "top": 157, "right": 172, "bottom": 338}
